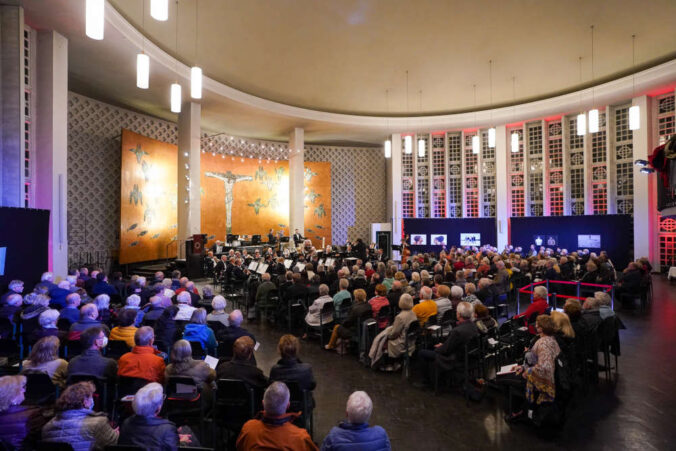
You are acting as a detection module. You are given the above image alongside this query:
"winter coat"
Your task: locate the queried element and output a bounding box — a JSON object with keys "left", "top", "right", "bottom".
{"left": 321, "top": 422, "right": 391, "bottom": 451}
{"left": 42, "top": 408, "right": 118, "bottom": 451}
{"left": 118, "top": 415, "right": 178, "bottom": 451}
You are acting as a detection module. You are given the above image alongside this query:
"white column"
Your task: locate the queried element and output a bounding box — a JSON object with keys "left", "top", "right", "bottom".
{"left": 495, "top": 125, "right": 509, "bottom": 250}
{"left": 388, "top": 134, "right": 402, "bottom": 245}
{"left": 0, "top": 5, "right": 25, "bottom": 207}
{"left": 632, "top": 95, "right": 658, "bottom": 267}
{"left": 35, "top": 30, "right": 68, "bottom": 278}
{"left": 177, "top": 101, "right": 201, "bottom": 249}
{"left": 288, "top": 128, "right": 305, "bottom": 236}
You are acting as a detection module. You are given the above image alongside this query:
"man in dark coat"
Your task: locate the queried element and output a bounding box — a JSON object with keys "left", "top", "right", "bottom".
{"left": 216, "top": 310, "right": 256, "bottom": 361}
{"left": 216, "top": 336, "right": 268, "bottom": 392}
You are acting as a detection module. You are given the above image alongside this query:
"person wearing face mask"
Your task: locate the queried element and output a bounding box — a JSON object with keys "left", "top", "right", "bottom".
{"left": 42, "top": 381, "right": 119, "bottom": 451}
{"left": 66, "top": 326, "right": 118, "bottom": 382}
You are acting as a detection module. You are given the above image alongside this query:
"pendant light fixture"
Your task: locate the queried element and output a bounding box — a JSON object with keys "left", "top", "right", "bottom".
{"left": 472, "top": 84, "right": 479, "bottom": 154}
{"left": 588, "top": 25, "right": 599, "bottom": 133}
{"left": 488, "top": 60, "right": 496, "bottom": 148}
{"left": 150, "top": 0, "right": 168, "bottom": 21}
{"left": 404, "top": 70, "right": 412, "bottom": 154}
{"left": 417, "top": 90, "right": 425, "bottom": 158}
{"left": 136, "top": 1, "right": 149, "bottom": 89}
{"left": 191, "top": 1, "right": 202, "bottom": 99}
{"left": 384, "top": 89, "right": 392, "bottom": 158}
{"left": 85, "top": 0, "right": 105, "bottom": 40}
{"left": 170, "top": 1, "right": 181, "bottom": 113}
{"left": 629, "top": 34, "right": 641, "bottom": 130}
{"left": 576, "top": 57, "right": 586, "bottom": 136}
{"left": 511, "top": 77, "right": 519, "bottom": 153}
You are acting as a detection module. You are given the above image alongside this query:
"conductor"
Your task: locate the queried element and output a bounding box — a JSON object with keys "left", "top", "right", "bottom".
{"left": 267, "top": 228, "right": 276, "bottom": 244}
{"left": 293, "top": 228, "right": 304, "bottom": 246}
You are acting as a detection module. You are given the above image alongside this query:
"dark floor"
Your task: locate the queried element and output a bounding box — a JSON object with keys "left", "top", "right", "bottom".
{"left": 219, "top": 276, "right": 676, "bottom": 450}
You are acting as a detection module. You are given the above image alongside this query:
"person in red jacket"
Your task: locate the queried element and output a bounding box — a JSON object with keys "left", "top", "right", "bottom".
{"left": 118, "top": 326, "right": 165, "bottom": 383}
{"left": 514, "top": 286, "right": 550, "bottom": 334}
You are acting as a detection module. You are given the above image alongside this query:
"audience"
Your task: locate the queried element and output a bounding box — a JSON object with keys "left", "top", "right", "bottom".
{"left": 217, "top": 336, "right": 268, "bottom": 391}
{"left": 21, "top": 336, "right": 68, "bottom": 388}
{"left": 412, "top": 286, "right": 438, "bottom": 326}
{"left": 42, "top": 381, "right": 119, "bottom": 450}
{"left": 118, "top": 382, "right": 179, "bottom": 449}
{"left": 385, "top": 293, "right": 417, "bottom": 359}
{"left": 182, "top": 308, "right": 217, "bottom": 355}
{"left": 67, "top": 325, "right": 118, "bottom": 382}
{"left": 31, "top": 308, "right": 66, "bottom": 343}
{"left": 166, "top": 339, "right": 216, "bottom": 404}
{"left": 217, "top": 309, "right": 256, "bottom": 361}
{"left": 270, "top": 335, "right": 316, "bottom": 405}
{"left": 109, "top": 309, "right": 138, "bottom": 348}
{"left": 118, "top": 326, "right": 166, "bottom": 383}
{"left": 325, "top": 289, "right": 372, "bottom": 353}
{"left": 175, "top": 291, "right": 197, "bottom": 321}
{"left": 474, "top": 303, "right": 498, "bottom": 334}
{"left": 206, "top": 295, "right": 229, "bottom": 326}
{"left": 368, "top": 284, "right": 390, "bottom": 329}
{"left": 321, "top": 391, "right": 391, "bottom": 451}
{"left": 0, "top": 375, "right": 43, "bottom": 449}
{"left": 513, "top": 286, "right": 550, "bottom": 334}
{"left": 305, "top": 284, "right": 334, "bottom": 330}
{"left": 68, "top": 303, "right": 101, "bottom": 341}
{"left": 59, "top": 293, "right": 82, "bottom": 324}
{"left": 93, "top": 294, "right": 112, "bottom": 326}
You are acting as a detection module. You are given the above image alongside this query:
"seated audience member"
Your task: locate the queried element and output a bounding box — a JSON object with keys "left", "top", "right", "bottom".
{"left": 255, "top": 272, "right": 277, "bottom": 307}
{"left": 564, "top": 299, "right": 589, "bottom": 338}
{"left": 141, "top": 295, "right": 165, "bottom": 323}
{"left": 368, "top": 284, "right": 390, "bottom": 329}
{"left": 154, "top": 305, "right": 179, "bottom": 353}
{"left": 118, "top": 382, "right": 179, "bottom": 449}
{"left": 202, "top": 285, "right": 215, "bottom": 303}
{"left": 206, "top": 295, "right": 229, "bottom": 326}
{"left": 582, "top": 297, "right": 602, "bottom": 331}
{"left": 474, "top": 304, "right": 498, "bottom": 335}
{"left": 216, "top": 310, "right": 256, "bottom": 360}
{"left": 67, "top": 326, "right": 117, "bottom": 382}
{"left": 216, "top": 336, "right": 268, "bottom": 391}
{"left": 42, "top": 381, "right": 119, "bottom": 451}
{"left": 92, "top": 272, "right": 118, "bottom": 297}
{"left": 412, "top": 286, "right": 438, "bottom": 327}
{"left": 325, "top": 289, "right": 372, "bottom": 352}
{"left": 616, "top": 261, "right": 643, "bottom": 297}
{"left": 1, "top": 279, "right": 24, "bottom": 305}
{"left": 352, "top": 270, "right": 368, "bottom": 292}
{"left": 21, "top": 336, "right": 68, "bottom": 388}
{"left": 0, "top": 293, "right": 22, "bottom": 326}
{"left": 386, "top": 280, "right": 403, "bottom": 309}
{"left": 68, "top": 303, "right": 101, "bottom": 342}
{"left": 385, "top": 294, "right": 418, "bottom": 359}
{"left": 418, "top": 302, "right": 479, "bottom": 382}
{"left": 109, "top": 309, "right": 138, "bottom": 348}
{"left": 513, "top": 286, "right": 550, "bottom": 334}
{"left": 58, "top": 293, "right": 82, "bottom": 325}
{"left": 0, "top": 375, "right": 44, "bottom": 449}
{"left": 93, "top": 294, "right": 112, "bottom": 326}
{"left": 462, "top": 283, "right": 480, "bottom": 305}
{"left": 118, "top": 326, "right": 166, "bottom": 383}
{"left": 454, "top": 271, "right": 467, "bottom": 290}
{"left": 550, "top": 310, "right": 576, "bottom": 361}
{"left": 305, "top": 284, "right": 334, "bottom": 329}
{"left": 476, "top": 278, "right": 498, "bottom": 305}
{"left": 270, "top": 335, "right": 316, "bottom": 405}
{"left": 174, "top": 291, "right": 196, "bottom": 321}
{"left": 20, "top": 294, "right": 50, "bottom": 340}
{"left": 31, "top": 308, "right": 66, "bottom": 343}
{"left": 182, "top": 308, "right": 217, "bottom": 355}
{"left": 237, "top": 381, "right": 317, "bottom": 451}
{"left": 166, "top": 340, "right": 215, "bottom": 404}
{"left": 333, "top": 279, "right": 352, "bottom": 315}
{"left": 580, "top": 261, "right": 600, "bottom": 284}
{"left": 434, "top": 285, "right": 453, "bottom": 317}
{"left": 119, "top": 294, "right": 144, "bottom": 327}
{"left": 594, "top": 291, "right": 616, "bottom": 319}
{"left": 321, "top": 391, "right": 391, "bottom": 451}
{"left": 49, "top": 280, "right": 71, "bottom": 309}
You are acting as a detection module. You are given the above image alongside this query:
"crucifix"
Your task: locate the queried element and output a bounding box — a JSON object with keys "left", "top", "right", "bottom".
{"left": 205, "top": 171, "right": 253, "bottom": 234}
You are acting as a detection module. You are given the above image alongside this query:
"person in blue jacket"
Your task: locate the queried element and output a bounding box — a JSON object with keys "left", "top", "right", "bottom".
{"left": 321, "top": 391, "right": 391, "bottom": 451}
{"left": 182, "top": 308, "right": 217, "bottom": 356}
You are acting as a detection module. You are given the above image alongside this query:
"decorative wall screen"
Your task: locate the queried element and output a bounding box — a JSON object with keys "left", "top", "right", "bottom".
{"left": 509, "top": 128, "right": 525, "bottom": 217}
{"left": 401, "top": 136, "right": 415, "bottom": 218}
{"left": 527, "top": 122, "right": 544, "bottom": 216}
{"left": 23, "top": 26, "right": 35, "bottom": 208}
{"left": 591, "top": 112, "right": 608, "bottom": 215}
{"left": 481, "top": 131, "right": 496, "bottom": 217}
{"left": 568, "top": 116, "right": 585, "bottom": 215}
{"left": 447, "top": 133, "right": 462, "bottom": 218}
{"left": 614, "top": 105, "right": 634, "bottom": 215}
{"left": 657, "top": 93, "right": 676, "bottom": 267}
{"left": 547, "top": 120, "right": 564, "bottom": 216}
{"left": 416, "top": 134, "right": 430, "bottom": 218}
{"left": 464, "top": 133, "right": 479, "bottom": 218}
{"left": 431, "top": 134, "right": 446, "bottom": 217}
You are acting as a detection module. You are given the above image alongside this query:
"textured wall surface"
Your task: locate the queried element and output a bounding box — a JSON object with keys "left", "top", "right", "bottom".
{"left": 305, "top": 145, "right": 387, "bottom": 244}
{"left": 67, "top": 93, "right": 177, "bottom": 264}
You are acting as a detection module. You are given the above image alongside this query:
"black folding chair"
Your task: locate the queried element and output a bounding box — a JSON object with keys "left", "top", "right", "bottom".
{"left": 213, "top": 379, "right": 257, "bottom": 448}
{"left": 306, "top": 301, "right": 334, "bottom": 348}
{"left": 207, "top": 321, "right": 227, "bottom": 337}
{"left": 67, "top": 374, "right": 109, "bottom": 412}
{"left": 402, "top": 321, "right": 420, "bottom": 380}
{"left": 286, "top": 381, "right": 313, "bottom": 439}
{"left": 165, "top": 376, "right": 205, "bottom": 440}
{"left": 105, "top": 340, "right": 131, "bottom": 360}
{"left": 37, "top": 441, "right": 74, "bottom": 451}
{"left": 23, "top": 370, "right": 58, "bottom": 404}
{"left": 189, "top": 340, "right": 207, "bottom": 360}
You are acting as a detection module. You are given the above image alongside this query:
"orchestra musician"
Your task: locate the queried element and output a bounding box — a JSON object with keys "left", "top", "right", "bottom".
{"left": 293, "top": 229, "right": 304, "bottom": 246}
{"left": 267, "top": 229, "right": 276, "bottom": 244}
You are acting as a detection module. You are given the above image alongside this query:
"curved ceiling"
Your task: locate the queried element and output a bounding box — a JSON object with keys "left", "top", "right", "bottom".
{"left": 109, "top": 0, "right": 676, "bottom": 115}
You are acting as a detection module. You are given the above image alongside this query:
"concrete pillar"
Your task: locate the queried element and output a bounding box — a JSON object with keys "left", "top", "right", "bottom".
{"left": 0, "top": 5, "right": 24, "bottom": 207}
{"left": 177, "top": 101, "right": 201, "bottom": 251}
{"left": 288, "top": 127, "right": 305, "bottom": 237}
{"left": 387, "top": 134, "right": 402, "bottom": 245}
{"left": 495, "top": 125, "right": 509, "bottom": 250}
{"left": 35, "top": 30, "right": 68, "bottom": 278}
{"left": 632, "top": 95, "right": 658, "bottom": 267}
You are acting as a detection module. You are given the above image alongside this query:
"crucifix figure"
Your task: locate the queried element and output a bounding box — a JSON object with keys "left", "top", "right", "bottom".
{"left": 205, "top": 171, "right": 253, "bottom": 234}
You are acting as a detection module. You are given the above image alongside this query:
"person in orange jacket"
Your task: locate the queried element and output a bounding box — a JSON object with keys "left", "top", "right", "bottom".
{"left": 117, "top": 326, "right": 165, "bottom": 383}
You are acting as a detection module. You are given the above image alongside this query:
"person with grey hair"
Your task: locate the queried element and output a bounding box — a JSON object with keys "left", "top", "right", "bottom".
{"left": 202, "top": 285, "right": 215, "bottom": 302}
{"left": 206, "top": 295, "right": 229, "bottom": 326}
{"left": 120, "top": 294, "right": 145, "bottom": 327}
{"left": 92, "top": 294, "right": 112, "bottom": 326}
{"left": 412, "top": 285, "right": 437, "bottom": 327}
{"left": 166, "top": 339, "right": 215, "bottom": 404}
{"left": 182, "top": 308, "right": 217, "bottom": 355}
{"left": 0, "top": 280, "right": 24, "bottom": 305}
{"left": 332, "top": 278, "right": 352, "bottom": 321}
{"left": 118, "top": 382, "right": 179, "bottom": 449}
{"left": 237, "top": 381, "right": 317, "bottom": 450}
{"left": 418, "top": 301, "right": 479, "bottom": 384}
{"left": 59, "top": 293, "right": 82, "bottom": 325}
{"left": 594, "top": 291, "right": 616, "bottom": 319}
{"left": 305, "top": 284, "right": 334, "bottom": 330}
{"left": 462, "top": 282, "right": 480, "bottom": 305}
{"left": 37, "top": 272, "right": 57, "bottom": 293}
{"left": 31, "top": 308, "right": 66, "bottom": 343}
{"left": 322, "top": 391, "right": 391, "bottom": 450}
{"left": 118, "top": 326, "right": 165, "bottom": 383}
{"left": 513, "top": 285, "right": 550, "bottom": 334}
{"left": 0, "top": 293, "right": 23, "bottom": 328}
{"left": 20, "top": 293, "right": 50, "bottom": 340}
{"left": 175, "top": 291, "right": 196, "bottom": 321}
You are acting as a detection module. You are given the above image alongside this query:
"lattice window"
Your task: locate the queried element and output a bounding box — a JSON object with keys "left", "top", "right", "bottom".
{"left": 568, "top": 116, "right": 585, "bottom": 215}
{"left": 592, "top": 182, "right": 607, "bottom": 215}
{"left": 416, "top": 134, "right": 429, "bottom": 218}
{"left": 527, "top": 123, "right": 543, "bottom": 216}
{"left": 464, "top": 133, "right": 479, "bottom": 218}
{"left": 546, "top": 119, "right": 563, "bottom": 216}
{"left": 570, "top": 167, "right": 584, "bottom": 215}
{"left": 431, "top": 134, "right": 446, "bottom": 218}
{"left": 657, "top": 93, "right": 676, "bottom": 268}
{"left": 658, "top": 94, "right": 675, "bottom": 145}
{"left": 447, "top": 133, "right": 462, "bottom": 218}
{"left": 401, "top": 136, "right": 415, "bottom": 218}
{"left": 509, "top": 128, "right": 524, "bottom": 217}
{"left": 480, "top": 130, "right": 496, "bottom": 217}
{"left": 482, "top": 175, "right": 495, "bottom": 217}
{"left": 659, "top": 217, "right": 676, "bottom": 267}
{"left": 465, "top": 191, "right": 479, "bottom": 218}
{"left": 550, "top": 187, "right": 564, "bottom": 216}
{"left": 23, "top": 26, "right": 34, "bottom": 208}
{"left": 402, "top": 192, "right": 414, "bottom": 219}
{"left": 615, "top": 105, "right": 634, "bottom": 215}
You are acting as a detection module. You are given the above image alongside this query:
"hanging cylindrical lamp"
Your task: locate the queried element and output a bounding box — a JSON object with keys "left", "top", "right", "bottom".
{"left": 171, "top": 83, "right": 182, "bottom": 113}
{"left": 85, "top": 0, "right": 105, "bottom": 40}
{"left": 488, "top": 128, "right": 496, "bottom": 149}
{"left": 576, "top": 113, "right": 586, "bottom": 136}
{"left": 136, "top": 53, "right": 149, "bottom": 89}
{"left": 150, "top": 0, "right": 169, "bottom": 21}
{"left": 472, "top": 135, "right": 480, "bottom": 154}
{"left": 588, "top": 108, "right": 599, "bottom": 133}
{"left": 384, "top": 139, "right": 392, "bottom": 159}
{"left": 191, "top": 66, "right": 202, "bottom": 99}
{"left": 404, "top": 135, "right": 412, "bottom": 154}
{"left": 418, "top": 138, "right": 425, "bottom": 158}
{"left": 629, "top": 105, "right": 640, "bottom": 131}
{"left": 511, "top": 132, "right": 519, "bottom": 153}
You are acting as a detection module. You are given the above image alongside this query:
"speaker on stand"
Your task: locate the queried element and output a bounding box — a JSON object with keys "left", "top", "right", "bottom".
{"left": 376, "top": 231, "right": 391, "bottom": 261}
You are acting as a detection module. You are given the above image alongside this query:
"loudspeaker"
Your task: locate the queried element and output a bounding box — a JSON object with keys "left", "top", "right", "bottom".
{"left": 376, "top": 231, "right": 391, "bottom": 260}
{"left": 192, "top": 234, "right": 206, "bottom": 254}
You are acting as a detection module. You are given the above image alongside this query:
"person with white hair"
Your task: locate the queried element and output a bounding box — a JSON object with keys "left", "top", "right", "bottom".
{"left": 0, "top": 293, "right": 23, "bottom": 326}
{"left": 120, "top": 294, "right": 145, "bottom": 327}
{"left": 59, "top": 293, "right": 82, "bottom": 324}
{"left": 237, "top": 381, "right": 317, "bottom": 450}
{"left": 141, "top": 295, "right": 165, "bottom": 324}
{"left": 321, "top": 391, "right": 391, "bottom": 450}
{"left": 1, "top": 280, "right": 24, "bottom": 305}
{"left": 433, "top": 285, "right": 453, "bottom": 319}
{"left": 412, "top": 286, "right": 437, "bottom": 326}
{"left": 206, "top": 295, "right": 229, "bottom": 326}
{"left": 47, "top": 280, "right": 72, "bottom": 309}
{"left": 594, "top": 291, "right": 615, "bottom": 319}
{"left": 513, "top": 285, "right": 550, "bottom": 334}
{"left": 174, "top": 291, "right": 196, "bottom": 321}
{"left": 67, "top": 303, "right": 100, "bottom": 341}
{"left": 305, "top": 284, "right": 334, "bottom": 329}
{"left": 30, "top": 308, "right": 66, "bottom": 343}
{"left": 38, "top": 272, "right": 57, "bottom": 293}
{"left": 118, "top": 382, "right": 178, "bottom": 449}
{"left": 418, "top": 301, "right": 479, "bottom": 383}
{"left": 93, "top": 294, "right": 112, "bottom": 325}
{"left": 20, "top": 294, "right": 51, "bottom": 340}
